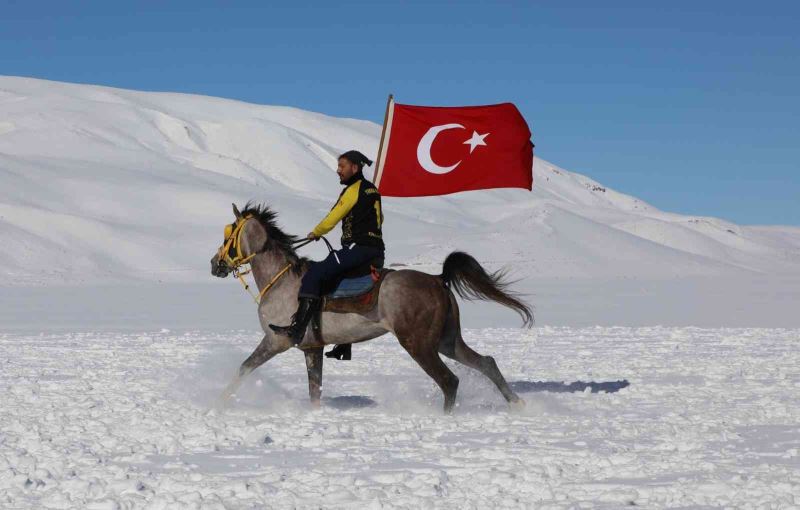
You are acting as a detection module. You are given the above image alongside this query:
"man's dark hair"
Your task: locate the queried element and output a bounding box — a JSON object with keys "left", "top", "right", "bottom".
{"left": 339, "top": 150, "right": 373, "bottom": 170}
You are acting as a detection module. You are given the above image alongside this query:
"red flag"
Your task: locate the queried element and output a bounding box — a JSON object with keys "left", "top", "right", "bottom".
{"left": 374, "top": 99, "right": 534, "bottom": 197}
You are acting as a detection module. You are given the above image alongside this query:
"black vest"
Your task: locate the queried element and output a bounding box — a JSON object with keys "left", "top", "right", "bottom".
{"left": 340, "top": 174, "right": 384, "bottom": 249}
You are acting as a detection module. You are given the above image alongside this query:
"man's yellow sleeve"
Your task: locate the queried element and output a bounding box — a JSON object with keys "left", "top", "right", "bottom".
{"left": 312, "top": 181, "right": 361, "bottom": 236}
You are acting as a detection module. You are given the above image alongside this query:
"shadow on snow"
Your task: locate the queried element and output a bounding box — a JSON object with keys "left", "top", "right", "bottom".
{"left": 321, "top": 380, "right": 629, "bottom": 411}
{"left": 322, "top": 395, "right": 378, "bottom": 410}
{"left": 510, "top": 379, "right": 630, "bottom": 394}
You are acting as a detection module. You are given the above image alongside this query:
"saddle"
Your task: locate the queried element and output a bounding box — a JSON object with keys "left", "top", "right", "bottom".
{"left": 320, "top": 256, "right": 392, "bottom": 314}
{"left": 305, "top": 257, "right": 390, "bottom": 352}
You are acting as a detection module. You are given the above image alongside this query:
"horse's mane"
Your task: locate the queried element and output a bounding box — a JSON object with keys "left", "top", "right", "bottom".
{"left": 240, "top": 202, "right": 307, "bottom": 273}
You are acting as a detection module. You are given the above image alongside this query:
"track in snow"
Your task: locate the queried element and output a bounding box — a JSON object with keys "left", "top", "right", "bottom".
{"left": 1, "top": 327, "right": 799, "bottom": 508}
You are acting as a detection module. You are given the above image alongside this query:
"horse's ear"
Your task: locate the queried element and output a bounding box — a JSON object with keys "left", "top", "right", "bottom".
{"left": 232, "top": 203, "right": 242, "bottom": 219}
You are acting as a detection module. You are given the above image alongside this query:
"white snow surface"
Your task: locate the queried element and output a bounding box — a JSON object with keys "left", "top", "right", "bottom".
{"left": 2, "top": 326, "right": 799, "bottom": 509}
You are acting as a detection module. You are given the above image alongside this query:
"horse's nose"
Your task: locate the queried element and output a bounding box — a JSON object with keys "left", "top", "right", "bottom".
{"left": 210, "top": 254, "right": 230, "bottom": 278}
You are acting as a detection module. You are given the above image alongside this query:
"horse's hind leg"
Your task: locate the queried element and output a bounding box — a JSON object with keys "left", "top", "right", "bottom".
{"left": 449, "top": 336, "right": 521, "bottom": 405}
{"left": 439, "top": 292, "right": 522, "bottom": 405}
{"left": 385, "top": 275, "right": 459, "bottom": 413}
{"left": 401, "top": 343, "right": 460, "bottom": 413}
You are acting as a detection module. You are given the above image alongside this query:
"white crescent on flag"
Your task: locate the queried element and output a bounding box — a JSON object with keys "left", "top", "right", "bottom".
{"left": 416, "top": 123, "right": 464, "bottom": 174}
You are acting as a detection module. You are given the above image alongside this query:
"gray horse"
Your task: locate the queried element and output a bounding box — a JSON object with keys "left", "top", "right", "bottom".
{"left": 211, "top": 203, "right": 533, "bottom": 413}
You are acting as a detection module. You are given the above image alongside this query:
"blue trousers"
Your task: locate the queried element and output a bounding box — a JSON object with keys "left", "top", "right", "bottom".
{"left": 298, "top": 244, "right": 383, "bottom": 298}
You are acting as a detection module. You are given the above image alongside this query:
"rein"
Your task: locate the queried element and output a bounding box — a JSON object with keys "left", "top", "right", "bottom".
{"left": 291, "top": 236, "right": 334, "bottom": 252}
{"left": 235, "top": 262, "right": 293, "bottom": 305}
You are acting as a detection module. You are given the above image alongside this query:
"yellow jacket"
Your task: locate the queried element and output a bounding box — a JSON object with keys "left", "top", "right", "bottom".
{"left": 312, "top": 175, "right": 384, "bottom": 248}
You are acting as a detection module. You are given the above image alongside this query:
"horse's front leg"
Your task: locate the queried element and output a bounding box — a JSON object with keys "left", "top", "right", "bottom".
{"left": 215, "top": 334, "right": 291, "bottom": 409}
{"left": 304, "top": 347, "right": 324, "bottom": 408}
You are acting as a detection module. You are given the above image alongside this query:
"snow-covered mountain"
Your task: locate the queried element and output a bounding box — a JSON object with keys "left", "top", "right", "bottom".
{"left": 1, "top": 76, "right": 798, "bottom": 287}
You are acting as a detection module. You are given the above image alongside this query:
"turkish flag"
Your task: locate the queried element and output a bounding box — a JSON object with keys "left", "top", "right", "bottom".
{"left": 374, "top": 100, "right": 533, "bottom": 197}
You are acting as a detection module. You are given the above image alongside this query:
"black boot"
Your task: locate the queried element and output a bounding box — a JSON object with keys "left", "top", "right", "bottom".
{"left": 325, "top": 344, "right": 352, "bottom": 361}
{"left": 269, "top": 297, "right": 320, "bottom": 345}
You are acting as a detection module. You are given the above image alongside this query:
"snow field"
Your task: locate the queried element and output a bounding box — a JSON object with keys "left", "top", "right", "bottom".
{"left": 1, "top": 326, "right": 799, "bottom": 508}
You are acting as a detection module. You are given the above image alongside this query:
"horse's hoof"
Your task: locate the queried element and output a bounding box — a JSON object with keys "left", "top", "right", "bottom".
{"left": 212, "top": 392, "right": 236, "bottom": 412}
{"left": 510, "top": 397, "right": 526, "bottom": 411}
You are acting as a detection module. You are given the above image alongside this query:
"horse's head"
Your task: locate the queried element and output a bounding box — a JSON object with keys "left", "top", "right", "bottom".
{"left": 210, "top": 203, "right": 267, "bottom": 278}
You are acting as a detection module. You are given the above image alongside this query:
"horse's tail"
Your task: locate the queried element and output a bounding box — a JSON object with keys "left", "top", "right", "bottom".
{"left": 440, "top": 251, "right": 533, "bottom": 327}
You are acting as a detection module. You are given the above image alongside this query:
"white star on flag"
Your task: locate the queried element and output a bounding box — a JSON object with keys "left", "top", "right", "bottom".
{"left": 463, "top": 131, "right": 490, "bottom": 153}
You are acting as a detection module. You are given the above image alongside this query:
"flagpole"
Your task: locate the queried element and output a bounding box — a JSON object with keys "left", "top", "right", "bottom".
{"left": 373, "top": 94, "right": 394, "bottom": 188}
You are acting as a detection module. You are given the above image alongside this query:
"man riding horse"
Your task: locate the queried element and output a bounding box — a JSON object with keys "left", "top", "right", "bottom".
{"left": 269, "top": 150, "right": 384, "bottom": 360}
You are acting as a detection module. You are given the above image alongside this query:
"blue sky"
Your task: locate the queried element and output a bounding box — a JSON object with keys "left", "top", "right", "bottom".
{"left": 2, "top": 1, "right": 798, "bottom": 225}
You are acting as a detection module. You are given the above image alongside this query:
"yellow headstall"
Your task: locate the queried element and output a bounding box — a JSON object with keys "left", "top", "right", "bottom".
{"left": 217, "top": 216, "right": 293, "bottom": 305}
{"left": 218, "top": 216, "right": 256, "bottom": 269}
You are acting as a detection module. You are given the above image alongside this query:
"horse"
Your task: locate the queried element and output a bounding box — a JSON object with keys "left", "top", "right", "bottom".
{"left": 210, "top": 203, "right": 533, "bottom": 413}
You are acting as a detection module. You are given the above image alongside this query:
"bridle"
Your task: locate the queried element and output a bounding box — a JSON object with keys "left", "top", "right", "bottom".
{"left": 218, "top": 216, "right": 254, "bottom": 268}
{"left": 216, "top": 216, "right": 293, "bottom": 305}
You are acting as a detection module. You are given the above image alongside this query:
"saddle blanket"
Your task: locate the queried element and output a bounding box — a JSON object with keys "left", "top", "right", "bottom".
{"left": 327, "top": 274, "right": 376, "bottom": 299}
{"left": 322, "top": 268, "right": 393, "bottom": 314}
